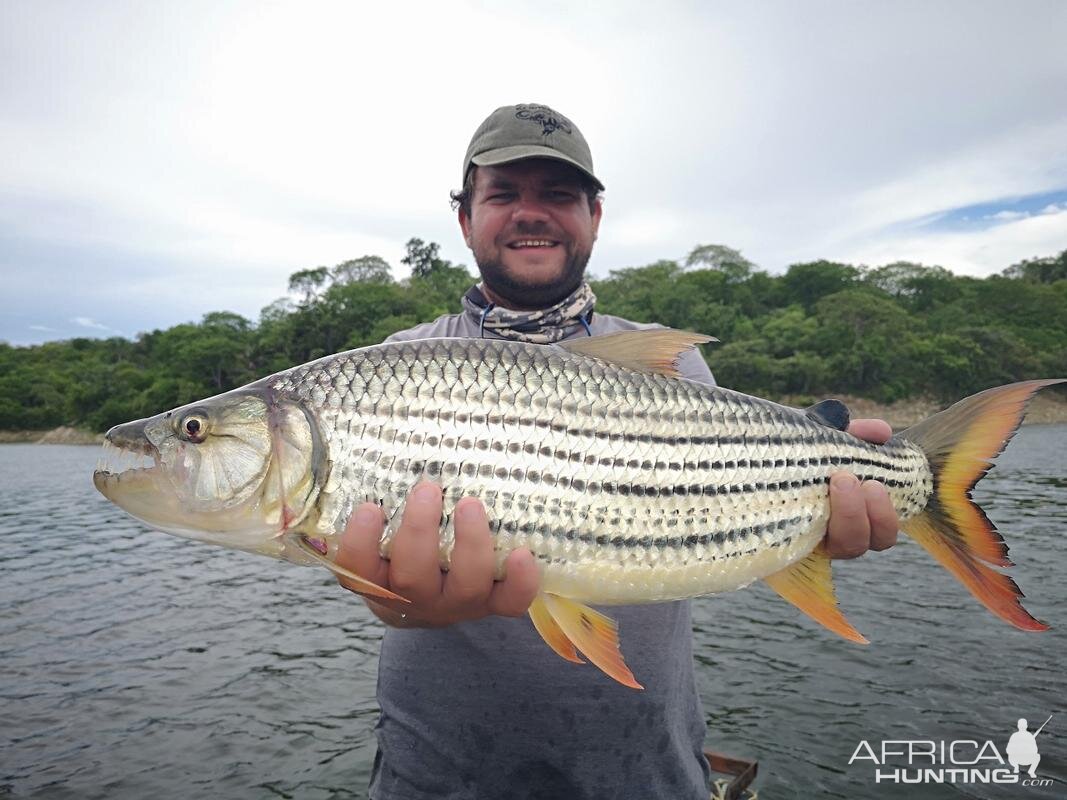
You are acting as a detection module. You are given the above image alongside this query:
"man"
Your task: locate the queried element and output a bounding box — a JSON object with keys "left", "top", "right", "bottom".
{"left": 1006, "top": 718, "right": 1042, "bottom": 778}
{"left": 336, "top": 104, "right": 899, "bottom": 799}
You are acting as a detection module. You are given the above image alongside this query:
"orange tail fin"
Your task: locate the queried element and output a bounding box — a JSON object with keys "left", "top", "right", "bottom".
{"left": 899, "top": 379, "right": 1065, "bottom": 631}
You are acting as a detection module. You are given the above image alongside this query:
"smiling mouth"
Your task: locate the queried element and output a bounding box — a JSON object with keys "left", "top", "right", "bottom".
{"left": 508, "top": 239, "right": 560, "bottom": 249}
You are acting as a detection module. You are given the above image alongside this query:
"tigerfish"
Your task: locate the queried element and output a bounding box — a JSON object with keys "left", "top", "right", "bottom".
{"left": 93, "top": 330, "right": 1062, "bottom": 688}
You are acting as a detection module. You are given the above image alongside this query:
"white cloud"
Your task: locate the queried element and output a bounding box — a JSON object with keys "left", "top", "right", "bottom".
{"left": 28, "top": 324, "right": 57, "bottom": 332}
{"left": 838, "top": 206, "right": 1067, "bottom": 275}
{"left": 3, "top": 0, "right": 1067, "bottom": 344}
{"left": 72, "top": 317, "right": 121, "bottom": 334}
{"left": 987, "top": 210, "right": 1028, "bottom": 222}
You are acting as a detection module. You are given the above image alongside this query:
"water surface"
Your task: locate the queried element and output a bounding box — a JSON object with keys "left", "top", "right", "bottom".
{"left": 2, "top": 427, "right": 1065, "bottom": 798}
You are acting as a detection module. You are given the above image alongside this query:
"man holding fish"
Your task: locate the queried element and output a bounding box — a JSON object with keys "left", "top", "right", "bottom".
{"left": 337, "top": 104, "right": 901, "bottom": 799}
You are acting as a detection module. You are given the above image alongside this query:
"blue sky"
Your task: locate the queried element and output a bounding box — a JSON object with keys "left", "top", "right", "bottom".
{"left": 926, "top": 189, "right": 1067, "bottom": 229}
{"left": 3, "top": 1, "right": 1067, "bottom": 346}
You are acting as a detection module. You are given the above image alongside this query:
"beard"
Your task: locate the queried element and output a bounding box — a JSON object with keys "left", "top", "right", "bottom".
{"left": 473, "top": 240, "right": 592, "bottom": 310}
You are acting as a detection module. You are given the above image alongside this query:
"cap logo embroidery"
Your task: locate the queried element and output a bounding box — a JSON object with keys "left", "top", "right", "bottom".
{"left": 515, "top": 104, "right": 573, "bottom": 136}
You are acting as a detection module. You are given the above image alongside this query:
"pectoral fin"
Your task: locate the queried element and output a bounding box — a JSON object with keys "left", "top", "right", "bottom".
{"left": 764, "top": 544, "right": 868, "bottom": 644}
{"left": 290, "top": 534, "right": 409, "bottom": 603}
{"left": 529, "top": 593, "right": 644, "bottom": 689}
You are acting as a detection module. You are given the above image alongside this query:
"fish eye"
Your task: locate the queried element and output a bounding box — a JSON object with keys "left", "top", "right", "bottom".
{"left": 179, "top": 414, "right": 208, "bottom": 442}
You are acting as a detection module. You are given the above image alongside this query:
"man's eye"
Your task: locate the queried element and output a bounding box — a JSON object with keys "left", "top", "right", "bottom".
{"left": 487, "top": 192, "right": 514, "bottom": 202}
{"left": 549, "top": 190, "right": 577, "bottom": 201}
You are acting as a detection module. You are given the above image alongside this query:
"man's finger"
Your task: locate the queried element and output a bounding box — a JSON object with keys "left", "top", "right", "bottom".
{"left": 487, "top": 549, "right": 541, "bottom": 617}
{"left": 442, "top": 497, "right": 495, "bottom": 609}
{"left": 847, "top": 418, "right": 892, "bottom": 444}
{"left": 863, "top": 480, "right": 899, "bottom": 551}
{"left": 388, "top": 482, "right": 445, "bottom": 599}
{"left": 337, "top": 502, "right": 390, "bottom": 592}
{"left": 826, "top": 472, "right": 870, "bottom": 559}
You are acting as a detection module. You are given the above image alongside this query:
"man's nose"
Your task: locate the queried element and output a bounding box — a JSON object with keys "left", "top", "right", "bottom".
{"left": 511, "top": 196, "right": 551, "bottom": 223}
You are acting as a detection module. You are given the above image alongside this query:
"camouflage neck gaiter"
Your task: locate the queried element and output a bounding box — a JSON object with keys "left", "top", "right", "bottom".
{"left": 461, "top": 282, "right": 597, "bottom": 343}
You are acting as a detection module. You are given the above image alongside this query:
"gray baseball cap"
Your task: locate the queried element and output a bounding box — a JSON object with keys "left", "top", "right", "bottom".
{"left": 462, "top": 103, "right": 604, "bottom": 191}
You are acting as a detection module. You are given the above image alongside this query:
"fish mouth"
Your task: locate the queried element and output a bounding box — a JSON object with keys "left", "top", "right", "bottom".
{"left": 93, "top": 425, "right": 162, "bottom": 499}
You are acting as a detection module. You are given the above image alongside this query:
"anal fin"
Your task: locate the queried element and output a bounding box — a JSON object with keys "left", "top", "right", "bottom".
{"left": 529, "top": 595, "right": 584, "bottom": 664}
{"left": 764, "top": 544, "right": 868, "bottom": 644}
{"left": 531, "top": 593, "right": 644, "bottom": 689}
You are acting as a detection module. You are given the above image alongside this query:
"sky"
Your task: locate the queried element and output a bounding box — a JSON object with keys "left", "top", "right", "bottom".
{"left": 3, "top": 0, "right": 1067, "bottom": 346}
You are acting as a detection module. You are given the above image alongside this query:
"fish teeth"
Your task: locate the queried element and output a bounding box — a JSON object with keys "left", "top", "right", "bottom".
{"left": 96, "top": 439, "right": 158, "bottom": 475}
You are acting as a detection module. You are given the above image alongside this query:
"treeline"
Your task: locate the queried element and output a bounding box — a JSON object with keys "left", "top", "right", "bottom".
{"left": 2, "top": 240, "right": 1065, "bottom": 432}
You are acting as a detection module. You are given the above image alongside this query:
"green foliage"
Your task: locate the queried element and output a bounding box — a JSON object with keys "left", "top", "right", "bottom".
{"left": 402, "top": 237, "right": 457, "bottom": 279}
{"left": 783, "top": 260, "right": 861, "bottom": 311}
{"left": 1001, "top": 251, "right": 1067, "bottom": 284}
{"left": 685, "top": 243, "right": 754, "bottom": 284}
{"left": 287, "top": 266, "right": 330, "bottom": 305}
{"left": 3, "top": 243, "right": 1066, "bottom": 432}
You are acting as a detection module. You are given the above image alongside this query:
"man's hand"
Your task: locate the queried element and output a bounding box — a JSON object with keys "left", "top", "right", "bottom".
{"left": 825, "top": 418, "right": 900, "bottom": 558}
{"left": 335, "top": 482, "right": 540, "bottom": 628}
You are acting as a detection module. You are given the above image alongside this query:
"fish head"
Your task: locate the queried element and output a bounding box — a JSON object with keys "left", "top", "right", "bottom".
{"left": 93, "top": 387, "right": 322, "bottom": 557}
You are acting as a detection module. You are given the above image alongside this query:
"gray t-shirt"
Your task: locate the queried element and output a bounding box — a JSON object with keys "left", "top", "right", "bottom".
{"left": 369, "top": 309, "right": 716, "bottom": 800}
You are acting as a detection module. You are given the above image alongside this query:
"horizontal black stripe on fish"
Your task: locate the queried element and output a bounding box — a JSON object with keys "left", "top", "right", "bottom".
{"left": 379, "top": 447, "right": 913, "bottom": 483}
{"left": 505, "top": 514, "right": 806, "bottom": 553}
{"left": 361, "top": 399, "right": 865, "bottom": 444}
{"left": 384, "top": 455, "right": 911, "bottom": 496}
{"left": 365, "top": 422, "right": 913, "bottom": 475}
{"left": 364, "top": 407, "right": 909, "bottom": 456}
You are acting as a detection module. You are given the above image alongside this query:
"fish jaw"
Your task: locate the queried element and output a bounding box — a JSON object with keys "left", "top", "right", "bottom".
{"left": 92, "top": 446, "right": 278, "bottom": 554}
{"left": 93, "top": 388, "right": 322, "bottom": 558}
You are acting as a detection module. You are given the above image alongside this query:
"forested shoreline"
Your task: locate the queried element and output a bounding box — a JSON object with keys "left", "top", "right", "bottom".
{"left": 3, "top": 240, "right": 1066, "bottom": 434}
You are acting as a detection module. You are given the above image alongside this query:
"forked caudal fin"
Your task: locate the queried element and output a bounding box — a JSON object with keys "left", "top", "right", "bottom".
{"left": 896, "top": 379, "right": 1064, "bottom": 632}
{"left": 763, "top": 379, "right": 1062, "bottom": 643}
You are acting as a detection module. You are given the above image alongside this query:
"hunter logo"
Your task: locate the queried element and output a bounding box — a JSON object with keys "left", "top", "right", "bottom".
{"left": 847, "top": 714, "right": 1054, "bottom": 787}
{"left": 515, "top": 104, "right": 573, "bottom": 136}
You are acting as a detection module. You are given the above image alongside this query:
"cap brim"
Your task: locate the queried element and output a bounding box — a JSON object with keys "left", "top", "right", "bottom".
{"left": 471, "top": 145, "right": 605, "bottom": 191}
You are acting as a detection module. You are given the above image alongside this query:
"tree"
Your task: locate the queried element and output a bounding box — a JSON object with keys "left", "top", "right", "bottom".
{"left": 402, "top": 238, "right": 448, "bottom": 278}
{"left": 288, "top": 266, "right": 330, "bottom": 304}
{"left": 201, "top": 310, "right": 251, "bottom": 333}
{"left": 5, "top": 241, "right": 1067, "bottom": 433}
{"left": 865, "top": 261, "right": 959, "bottom": 311}
{"left": 783, "top": 260, "right": 861, "bottom": 310}
{"left": 684, "top": 243, "right": 754, "bottom": 283}
{"left": 811, "top": 289, "right": 917, "bottom": 400}
{"left": 333, "top": 255, "right": 393, "bottom": 285}
{"left": 1001, "top": 249, "right": 1067, "bottom": 284}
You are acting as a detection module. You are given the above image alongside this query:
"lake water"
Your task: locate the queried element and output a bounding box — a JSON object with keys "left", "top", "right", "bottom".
{"left": 2, "top": 427, "right": 1065, "bottom": 799}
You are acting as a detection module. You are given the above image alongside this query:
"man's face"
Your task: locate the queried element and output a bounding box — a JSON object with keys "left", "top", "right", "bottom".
{"left": 459, "top": 158, "right": 602, "bottom": 309}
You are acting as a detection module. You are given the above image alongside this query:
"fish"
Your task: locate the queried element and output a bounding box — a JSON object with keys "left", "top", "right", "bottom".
{"left": 93, "top": 329, "right": 1063, "bottom": 689}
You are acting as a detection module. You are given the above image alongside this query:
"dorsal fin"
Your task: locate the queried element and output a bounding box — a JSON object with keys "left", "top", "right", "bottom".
{"left": 557, "top": 329, "right": 716, "bottom": 378}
